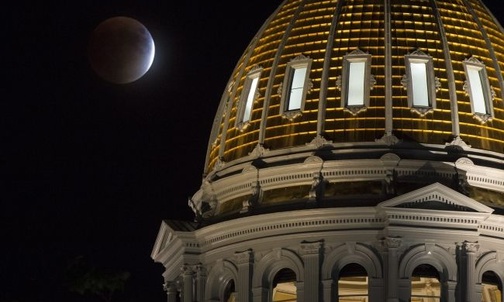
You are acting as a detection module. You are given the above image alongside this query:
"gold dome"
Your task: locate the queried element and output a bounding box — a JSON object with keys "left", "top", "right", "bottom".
{"left": 192, "top": 0, "right": 504, "bottom": 220}
{"left": 206, "top": 0, "right": 503, "bottom": 168}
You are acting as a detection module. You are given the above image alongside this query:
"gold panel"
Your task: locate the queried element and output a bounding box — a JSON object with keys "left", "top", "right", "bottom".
{"left": 207, "top": 0, "right": 504, "bottom": 172}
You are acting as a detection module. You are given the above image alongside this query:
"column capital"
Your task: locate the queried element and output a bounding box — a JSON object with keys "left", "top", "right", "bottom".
{"left": 463, "top": 241, "right": 480, "bottom": 253}
{"left": 195, "top": 263, "right": 206, "bottom": 277}
{"left": 163, "top": 281, "right": 177, "bottom": 292}
{"left": 300, "top": 240, "right": 323, "bottom": 256}
{"left": 384, "top": 236, "right": 402, "bottom": 249}
{"left": 235, "top": 249, "right": 254, "bottom": 265}
{"left": 181, "top": 264, "right": 194, "bottom": 276}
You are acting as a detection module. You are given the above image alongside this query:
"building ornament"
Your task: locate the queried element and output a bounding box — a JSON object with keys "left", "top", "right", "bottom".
{"left": 234, "top": 249, "right": 253, "bottom": 265}
{"left": 307, "top": 134, "right": 332, "bottom": 148}
{"left": 463, "top": 241, "right": 480, "bottom": 254}
{"left": 445, "top": 135, "right": 471, "bottom": 149}
{"left": 384, "top": 236, "right": 402, "bottom": 249}
{"left": 300, "top": 241, "right": 323, "bottom": 255}
{"left": 249, "top": 143, "right": 269, "bottom": 158}
{"left": 375, "top": 132, "right": 399, "bottom": 146}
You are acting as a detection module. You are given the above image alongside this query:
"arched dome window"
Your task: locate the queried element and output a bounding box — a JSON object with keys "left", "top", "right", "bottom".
{"left": 402, "top": 50, "right": 439, "bottom": 116}
{"left": 411, "top": 264, "right": 441, "bottom": 301}
{"left": 481, "top": 271, "right": 502, "bottom": 302}
{"left": 337, "top": 263, "right": 369, "bottom": 301}
{"left": 272, "top": 268, "right": 297, "bottom": 301}
{"left": 237, "top": 66, "right": 262, "bottom": 131}
{"left": 337, "top": 49, "right": 375, "bottom": 116}
{"left": 279, "top": 55, "right": 312, "bottom": 121}
{"left": 463, "top": 56, "right": 495, "bottom": 123}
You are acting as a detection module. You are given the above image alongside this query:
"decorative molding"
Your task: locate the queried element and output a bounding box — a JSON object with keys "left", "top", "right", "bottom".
{"left": 455, "top": 157, "right": 474, "bottom": 166}
{"left": 308, "top": 172, "right": 325, "bottom": 201}
{"left": 472, "top": 111, "right": 493, "bottom": 124}
{"left": 236, "top": 121, "right": 251, "bottom": 132}
{"left": 346, "top": 241, "right": 356, "bottom": 254}
{"left": 304, "top": 156, "right": 324, "bottom": 164}
{"left": 163, "top": 281, "right": 177, "bottom": 292}
{"left": 344, "top": 105, "right": 368, "bottom": 115}
{"left": 378, "top": 182, "right": 494, "bottom": 213}
{"left": 281, "top": 109, "right": 303, "bottom": 121}
{"left": 234, "top": 249, "right": 254, "bottom": 265}
{"left": 300, "top": 241, "right": 323, "bottom": 255}
{"left": 214, "top": 157, "right": 227, "bottom": 171}
{"left": 384, "top": 236, "right": 402, "bottom": 249}
{"left": 306, "top": 135, "right": 333, "bottom": 148}
{"left": 445, "top": 135, "right": 471, "bottom": 149}
{"left": 463, "top": 241, "right": 480, "bottom": 253}
{"left": 380, "top": 153, "right": 400, "bottom": 164}
{"left": 375, "top": 133, "right": 400, "bottom": 146}
{"left": 248, "top": 143, "right": 269, "bottom": 158}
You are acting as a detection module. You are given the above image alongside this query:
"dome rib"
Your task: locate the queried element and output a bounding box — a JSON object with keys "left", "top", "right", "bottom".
{"left": 196, "top": 0, "right": 504, "bottom": 219}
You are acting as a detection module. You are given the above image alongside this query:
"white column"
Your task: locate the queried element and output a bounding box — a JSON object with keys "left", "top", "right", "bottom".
{"left": 300, "top": 241, "right": 322, "bottom": 302}
{"left": 195, "top": 264, "right": 206, "bottom": 302}
{"left": 385, "top": 236, "right": 402, "bottom": 302}
{"left": 164, "top": 281, "right": 178, "bottom": 302}
{"left": 182, "top": 265, "right": 194, "bottom": 302}
{"left": 235, "top": 250, "right": 254, "bottom": 302}
{"left": 464, "top": 241, "right": 479, "bottom": 302}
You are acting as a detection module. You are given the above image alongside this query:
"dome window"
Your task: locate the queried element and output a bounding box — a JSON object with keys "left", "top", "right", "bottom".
{"left": 463, "top": 56, "right": 495, "bottom": 123}
{"left": 402, "top": 50, "right": 439, "bottom": 116}
{"left": 337, "top": 49, "right": 375, "bottom": 115}
{"left": 237, "top": 66, "right": 262, "bottom": 130}
{"left": 279, "top": 55, "right": 312, "bottom": 121}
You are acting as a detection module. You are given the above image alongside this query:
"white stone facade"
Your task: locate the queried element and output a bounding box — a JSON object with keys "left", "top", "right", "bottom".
{"left": 152, "top": 183, "right": 504, "bottom": 302}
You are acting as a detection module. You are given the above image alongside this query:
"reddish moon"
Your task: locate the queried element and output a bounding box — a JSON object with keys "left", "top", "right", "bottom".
{"left": 88, "top": 16, "right": 155, "bottom": 84}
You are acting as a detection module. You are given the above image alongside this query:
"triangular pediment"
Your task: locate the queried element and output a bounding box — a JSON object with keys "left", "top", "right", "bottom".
{"left": 378, "top": 182, "right": 494, "bottom": 213}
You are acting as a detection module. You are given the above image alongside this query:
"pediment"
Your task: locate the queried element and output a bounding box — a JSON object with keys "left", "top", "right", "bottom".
{"left": 378, "top": 182, "right": 494, "bottom": 213}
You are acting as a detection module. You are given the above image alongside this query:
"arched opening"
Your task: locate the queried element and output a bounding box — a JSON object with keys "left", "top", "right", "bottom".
{"left": 272, "top": 268, "right": 297, "bottom": 302}
{"left": 481, "top": 271, "right": 502, "bottom": 302}
{"left": 224, "top": 279, "right": 236, "bottom": 302}
{"left": 338, "top": 263, "right": 369, "bottom": 301}
{"left": 411, "top": 264, "right": 441, "bottom": 301}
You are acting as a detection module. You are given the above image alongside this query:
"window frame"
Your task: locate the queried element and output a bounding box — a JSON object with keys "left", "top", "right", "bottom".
{"left": 237, "top": 66, "right": 262, "bottom": 130}
{"left": 403, "top": 50, "right": 438, "bottom": 116}
{"left": 340, "top": 49, "right": 373, "bottom": 115}
{"left": 280, "top": 55, "right": 312, "bottom": 121}
{"left": 463, "top": 56, "right": 494, "bottom": 123}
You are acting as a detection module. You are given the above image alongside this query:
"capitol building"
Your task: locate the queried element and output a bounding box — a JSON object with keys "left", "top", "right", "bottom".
{"left": 152, "top": 0, "right": 504, "bottom": 301}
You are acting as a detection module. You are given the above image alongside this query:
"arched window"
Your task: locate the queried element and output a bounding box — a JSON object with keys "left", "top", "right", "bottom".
{"left": 338, "top": 263, "right": 369, "bottom": 301}
{"left": 272, "top": 268, "right": 297, "bottom": 302}
{"left": 463, "top": 56, "right": 494, "bottom": 123}
{"left": 224, "top": 279, "right": 236, "bottom": 302}
{"left": 481, "top": 271, "right": 502, "bottom": 302}
{"left": 411, "top": 264, "right": 441, "bottom": 301}
{"left": 279, "top": 55, "right": 312, "bottom": 121}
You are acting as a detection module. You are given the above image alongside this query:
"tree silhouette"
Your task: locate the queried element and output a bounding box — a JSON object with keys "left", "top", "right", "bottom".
{"left": 65, "top": 256, "right": 130, "bottom": 302}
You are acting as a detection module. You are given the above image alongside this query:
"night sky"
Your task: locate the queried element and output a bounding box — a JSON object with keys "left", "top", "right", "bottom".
{"left": 2, "top": 1, "right": 503, "bottom": 302}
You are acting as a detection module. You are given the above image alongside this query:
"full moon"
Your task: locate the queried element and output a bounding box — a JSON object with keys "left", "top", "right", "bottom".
{"left": 88, "top": 16, "right": 155, "bottom": 84}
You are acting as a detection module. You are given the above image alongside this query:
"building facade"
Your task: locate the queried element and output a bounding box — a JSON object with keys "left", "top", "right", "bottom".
{"left": 152, "top": 0, "right": 504, "bottom": 301}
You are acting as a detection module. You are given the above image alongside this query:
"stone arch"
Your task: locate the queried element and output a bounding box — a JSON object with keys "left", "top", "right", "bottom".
{"left": 476, "top": 251, "right": 504, "bottom": 284}
{"left": 205, "top": 259, "right": 238, "bottom": 301}
{"left": 252, "top": 248, "right": 304, "bottom": 289}
{"left": 399, "top": 244, "right": 457, "bottom": 281}
{"left": 322, "top": 242, "right": 383, "bottom": 279}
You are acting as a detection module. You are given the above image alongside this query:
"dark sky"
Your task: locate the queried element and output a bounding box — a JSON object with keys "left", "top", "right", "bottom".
{"left": 2, "top": 1, "right": 503, "bottom": 302}
{"left": 3, "top": 1, "right": 280, "bottom": 301}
